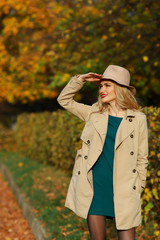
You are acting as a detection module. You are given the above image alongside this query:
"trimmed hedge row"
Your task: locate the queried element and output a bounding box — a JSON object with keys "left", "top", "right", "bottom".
{"left": 16, "top": 110, "right": 85, "bottom": 171}
{"left": 0, "top": 123, "right": 17, "bottom": 152}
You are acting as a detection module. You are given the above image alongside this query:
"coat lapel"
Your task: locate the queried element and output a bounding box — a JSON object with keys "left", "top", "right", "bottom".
{"left": 91, "top": 112, "right": 109, "bottom": 147}
{"left": 91, "top": 106, "right": 135, "bottom": 151}
{"left": 114, "top": 110, "right": 135, "bottom": 150}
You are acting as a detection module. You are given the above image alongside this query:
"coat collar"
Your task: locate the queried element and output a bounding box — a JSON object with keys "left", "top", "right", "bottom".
{"left": 90, "top": 102, "right": 135, "bottom": 151}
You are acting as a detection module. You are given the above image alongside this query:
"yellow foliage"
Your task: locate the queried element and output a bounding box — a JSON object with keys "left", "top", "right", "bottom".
{"left": 154, "top": 61, "right": 158, "bottom": 66}
{"left": 152, "top": 188, "right": 159, "bottom": 200}
{"left": 150, "top": 151, "right": 155, "bottom": 156}
{"left": 88, "top": 0, "right": 92, "bottom": 4}
{"left": 59, "top": 43, "right": 65, "bottom": 49}
{"left": 49, "top": 91, "right": 58, "bottom": 98}
{"left": 102, "top": 35, "right": 108, "bottom": 40}
{"left": 86, "top": 63, "right": 91, "bottom": 68}
{"left": 3, "top": 17, "right": 19, "bottom": 36}
{"left": 111, "top": 32, "right": 117, "bottom": 37}
{"left": 62, "top": 73, "right": 70, "bottom": 82}
{"left": 154, "top": 230, "right": 160, "bottom": 236}
{"left": 137, "top": 23, "right": 144, "bottom": 27}
{"left": 142, "top": 56, "right": 149, "bottom": 62}
{"left": 18, "top": 162, "right": 23, "bottom": 167}
{"left": 109, "top": 27, "right": 114, "bottom": 32}
{"left": 20, "top": 46, "right": 29, "bottom": 54}
{"left": 137, "top": 34, "right": 141, "bottom": 39}
{"left": 0, "top": 0, "right": 159, "bottom": 110}
{"left": 23, "top": 91, "right": 31, "bottom": 97}
{"left": 150, "top": 121, "right": 155, "bottom": 127}
{"left": 147, "top": 171, "right": 150, "bottom": 177}
{"left": 20, "top": 18, "right": 34, "bottom": 28}
{"left": 7, "top": 95, "right": 15, "bottom": 103}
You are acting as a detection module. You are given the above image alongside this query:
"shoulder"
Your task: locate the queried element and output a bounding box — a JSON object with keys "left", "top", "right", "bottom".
{"left": 134, "top": 109, "right": 147, "bottom": 119}
{"left": 91, "top": 102, "right": 99, "bottom": 111}
{"left": 133, "top": 110, "right": 148, "bottom": 129}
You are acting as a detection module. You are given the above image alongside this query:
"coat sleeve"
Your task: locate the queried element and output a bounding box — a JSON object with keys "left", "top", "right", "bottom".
{"left": 137, "top": 114, "right": 149, "bottom": 191}
{"left": 57, "top": 74, "right": 92, "bottom": 122}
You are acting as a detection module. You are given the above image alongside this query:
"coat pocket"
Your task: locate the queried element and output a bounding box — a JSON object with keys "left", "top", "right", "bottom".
{"left": 132, "top": 173, "right": 142, "bottom": 196}
{"left": 72, "top": 149, "right": 83, "bottom": 175}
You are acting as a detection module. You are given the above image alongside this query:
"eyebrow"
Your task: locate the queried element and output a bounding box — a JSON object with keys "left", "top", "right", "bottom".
{"left": 99, "top": 82, "right": 112, "bottom": 85}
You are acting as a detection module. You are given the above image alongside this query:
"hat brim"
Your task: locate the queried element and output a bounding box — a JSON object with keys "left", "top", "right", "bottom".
{"left": 95, "top": 78, "right": 136, "bottom": 95}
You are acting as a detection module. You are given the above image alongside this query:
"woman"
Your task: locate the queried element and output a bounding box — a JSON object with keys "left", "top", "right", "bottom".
{"left": 57, "top": 65, "right": 149, "bottom": 240}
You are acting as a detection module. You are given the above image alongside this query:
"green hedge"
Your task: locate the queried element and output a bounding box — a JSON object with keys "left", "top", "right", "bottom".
{"left": 16, "top": 110, "right": 85, "bottom": 171}
{"left": 0, "top": 123, "right": 17, "bottom": 152}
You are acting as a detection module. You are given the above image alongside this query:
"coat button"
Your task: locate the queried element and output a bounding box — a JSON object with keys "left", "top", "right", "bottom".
{"left": 133, "top": 186, "right": 136, "bottom": 190}
{"left": 78, "top": 171, "right": 80, "bottom": 175}
{"left": 84, "top": 155, "right": 88, "bottom": 159}
{"left": 87, "top": 140, "right": 90, "bottom": 144}
{"left": 130, "top": 151, "right": 134, "bottom": 155}
{"left": 129, "top": 118, "right": 132, "bottom": 122}
{"left": 132, "top": 169, "right": 136, "bottom": 173}
{"left": 130, "top": 134, "right": 134, "bottom": 138}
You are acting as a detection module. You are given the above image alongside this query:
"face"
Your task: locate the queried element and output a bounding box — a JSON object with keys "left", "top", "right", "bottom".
{"left": 99, "top": 80, "right": 116, "bottom": 104}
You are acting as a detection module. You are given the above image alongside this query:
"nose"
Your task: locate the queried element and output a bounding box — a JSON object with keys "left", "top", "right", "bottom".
{"left": 99, "top": 85, "right": 106, "bottom": 94}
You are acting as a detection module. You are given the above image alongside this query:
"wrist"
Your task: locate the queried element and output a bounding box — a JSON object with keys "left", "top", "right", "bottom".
{"left": 75, "top": 74, "right": 86, "bottom": 82}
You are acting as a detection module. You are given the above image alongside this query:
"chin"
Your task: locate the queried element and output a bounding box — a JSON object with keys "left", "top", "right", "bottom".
{"left": 101, "top": 99, "right": 109, "bottom": 103}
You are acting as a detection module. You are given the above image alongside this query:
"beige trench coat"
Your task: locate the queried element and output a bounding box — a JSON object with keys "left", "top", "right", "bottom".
{"left": 57, "top": 75, "right": 149, "bottom": 230}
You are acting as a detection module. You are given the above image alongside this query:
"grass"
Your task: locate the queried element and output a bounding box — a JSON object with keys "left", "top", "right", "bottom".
{"left": 0, "top": 151, "right": 158, "bottom": 240}
{"left": 0, "top": 151, "right": 117, "bottom": 239}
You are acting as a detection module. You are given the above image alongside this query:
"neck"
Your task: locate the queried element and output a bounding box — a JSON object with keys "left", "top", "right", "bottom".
{"left": 108, "top": 103, "right": 126, "bottom": 117}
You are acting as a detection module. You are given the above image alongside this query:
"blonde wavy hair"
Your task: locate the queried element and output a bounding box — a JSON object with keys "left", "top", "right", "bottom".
{"left": 96, "top": 80, "right": 142, "bottom": 113}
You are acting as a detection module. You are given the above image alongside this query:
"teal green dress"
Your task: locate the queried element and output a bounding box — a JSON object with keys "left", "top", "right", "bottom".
{"left": 88, "top": 115, "right": 123, "bottom": 218}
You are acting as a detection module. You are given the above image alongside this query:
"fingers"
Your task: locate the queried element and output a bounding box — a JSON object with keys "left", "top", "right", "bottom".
{"left": 79, "top": 72, "right": 102, "bottom": 83}
{"left": 84, "top": 73, "right": 102, "bottom": 80}
{"left": 88, "top": 73, "right": 102, "bottom": 78}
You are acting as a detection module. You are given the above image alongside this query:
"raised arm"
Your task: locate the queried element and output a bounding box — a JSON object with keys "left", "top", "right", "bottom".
{"left": 137, "top": 114, "right": 149, "bottom": 192}
{"left": 57, "top": 75, "right": 92, "bottom": 122}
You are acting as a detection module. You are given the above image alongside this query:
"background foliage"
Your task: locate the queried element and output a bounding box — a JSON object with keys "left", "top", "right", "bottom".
{"left": 16, "top": 110, "right": 84, "bottom": 169}
{"left": 0, "top": 0, "right": 159, "bottom": 105}
{"left": 0, "top": 123, "right": 16, "bottom": 151}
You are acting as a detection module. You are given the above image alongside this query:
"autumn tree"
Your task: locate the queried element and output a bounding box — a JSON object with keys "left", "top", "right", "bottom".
{"left": 0, "top": 0, "right": 159, "bottom": 105}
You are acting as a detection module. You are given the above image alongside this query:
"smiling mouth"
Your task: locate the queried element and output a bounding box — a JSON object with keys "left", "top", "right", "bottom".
{"left": 101, "top": 94, "right": 108, "bottom": 98}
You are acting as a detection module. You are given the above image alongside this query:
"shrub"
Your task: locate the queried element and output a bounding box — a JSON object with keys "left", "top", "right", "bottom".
{"left": 16, "top": 110, "right": 84, "bottom": 170}
{"left": 0, "top": 123, "right": 17, "bottom": 151}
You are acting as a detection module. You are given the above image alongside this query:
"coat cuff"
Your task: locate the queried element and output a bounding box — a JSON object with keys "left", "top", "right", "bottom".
{"left": 68, "top": 74, "right": 86, "bottom": 88}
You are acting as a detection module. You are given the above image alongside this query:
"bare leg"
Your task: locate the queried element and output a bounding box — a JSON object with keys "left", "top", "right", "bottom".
{"left": 87, "top": 214, "right": 107, "bottom": 240}
{"left": 116, "top": 227, "right": 135, "bottom": 240}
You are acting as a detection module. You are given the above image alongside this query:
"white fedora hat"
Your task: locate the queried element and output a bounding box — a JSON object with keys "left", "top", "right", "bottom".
{"left": 99, "top": 65, "right": 136, "bottom": 95}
